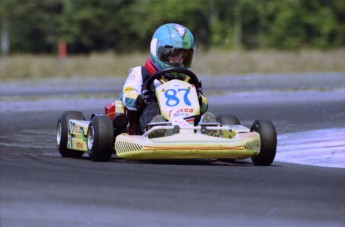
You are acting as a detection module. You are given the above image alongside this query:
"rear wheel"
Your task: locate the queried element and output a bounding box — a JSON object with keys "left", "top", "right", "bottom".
{"left": 251, "top": 120, "right": 277, "bottom": 166}
{"left": 218, "top": 114, "right": 240, "bottom": 125}
{"left": 57, "top": 111, "right": 85, "bottom": 158}
{"left": 87, "top": 116, "right": 114, "bottom": 161}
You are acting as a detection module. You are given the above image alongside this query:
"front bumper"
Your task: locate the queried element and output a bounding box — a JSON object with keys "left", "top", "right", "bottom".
{"left": 115, "top": 127, "right": 261, "bottom": 160}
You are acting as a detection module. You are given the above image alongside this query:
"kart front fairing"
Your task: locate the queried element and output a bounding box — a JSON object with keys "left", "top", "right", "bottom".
{"left": 115, "top": 124, "right": 261, "bottom": 160}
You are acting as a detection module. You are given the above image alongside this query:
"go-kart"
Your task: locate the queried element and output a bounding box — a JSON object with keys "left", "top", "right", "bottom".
{"left": 56, "top": 68, "right": 277, "bottom": 165}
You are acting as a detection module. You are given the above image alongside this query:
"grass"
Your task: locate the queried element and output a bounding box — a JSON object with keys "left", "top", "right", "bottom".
{"left": 0, "top": 49, "right": 344, "bottom": 80}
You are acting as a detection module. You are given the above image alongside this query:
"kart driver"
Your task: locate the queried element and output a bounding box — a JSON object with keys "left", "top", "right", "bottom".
{"left": 117, "top": 23, "right": 217, "bottom": 135}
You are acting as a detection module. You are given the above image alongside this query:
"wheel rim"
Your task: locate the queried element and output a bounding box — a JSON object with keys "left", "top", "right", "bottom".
{"left": 56, "top": 122, "right": 62, "bottom": 146}
{"left": 87, "top": 126, "right": 95, "bottom": 150}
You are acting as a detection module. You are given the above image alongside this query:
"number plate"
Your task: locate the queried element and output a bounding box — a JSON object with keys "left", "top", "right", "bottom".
{"left": 156, "top": 79, "right": 200, "bottom": 121}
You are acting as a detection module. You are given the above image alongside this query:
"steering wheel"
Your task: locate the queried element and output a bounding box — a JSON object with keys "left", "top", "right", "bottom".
{"left": 143, "top": 67, "right": 201, "bottom": 92}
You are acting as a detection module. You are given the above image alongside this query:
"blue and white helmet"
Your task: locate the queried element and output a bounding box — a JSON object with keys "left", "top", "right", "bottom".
{"left": 150, "top": 23, "right": 195, "bottom": 70}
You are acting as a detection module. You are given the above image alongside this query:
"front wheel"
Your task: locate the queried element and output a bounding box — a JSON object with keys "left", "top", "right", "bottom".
{"left": 87, "top": 115, "right": 114, "bottom": 161}
{"left": 250, "top": 120, "right": 277, "bottom": 166}
{"left": 57, "top": 111, "right": 85, "bottom": 158}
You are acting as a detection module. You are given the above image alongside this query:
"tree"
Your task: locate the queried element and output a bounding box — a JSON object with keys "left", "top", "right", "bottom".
{"left": 258, "top": 0, "right": 345, "bottom": 49}
{"left": 0, "top": 0, "right": 344, "bottom": 54}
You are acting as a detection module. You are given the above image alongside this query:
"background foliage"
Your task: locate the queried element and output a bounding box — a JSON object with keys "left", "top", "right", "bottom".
{"left": 1, "top": 0, "right": 344, "bottom": 54}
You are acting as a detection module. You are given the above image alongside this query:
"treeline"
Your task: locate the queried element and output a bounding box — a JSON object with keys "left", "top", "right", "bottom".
{"left": 0, "top": 0, "right": 344, "bottom": 54}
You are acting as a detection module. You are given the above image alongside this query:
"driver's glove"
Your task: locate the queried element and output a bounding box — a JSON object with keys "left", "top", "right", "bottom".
{"left": 197, "top": 88, "right": 208, "bottom": 114}
{"left": 135, "top": 91, "right": 155, "bottom": 111}
{"left": 135, "top": 94, "right": 145, "bottom": 111}
{"left": 142, "top": 89, "right": 155, "bottom": 104}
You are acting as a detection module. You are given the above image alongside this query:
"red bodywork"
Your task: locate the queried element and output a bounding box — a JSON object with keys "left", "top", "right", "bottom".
{"left": 104, "top": 102, "right": 140, "bottom": 135}
{"left": 104, "top": 103, "right": 116, "bottom": 119}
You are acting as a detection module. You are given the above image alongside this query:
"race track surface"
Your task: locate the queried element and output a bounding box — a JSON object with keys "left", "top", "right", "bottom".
{"left": 1, "top": 73, "right": 344, "bottom": 226}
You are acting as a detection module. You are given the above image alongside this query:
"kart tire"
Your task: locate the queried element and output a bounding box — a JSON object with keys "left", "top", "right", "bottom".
{"left": 87, "top": 116, "right": 114, "bottom": 162}
{"left": 57, "top": 111, "right": 85, "bottom": 158}
{"left": 250, "top": 120, "right": 277, "bottom": 166}
{"left": 218, "top": 114, "right": 240, "bottom": 125}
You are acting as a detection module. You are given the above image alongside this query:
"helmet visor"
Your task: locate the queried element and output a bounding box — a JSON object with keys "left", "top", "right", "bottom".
{"left": 158, "top": 46, "right": 194, "bottom": 68}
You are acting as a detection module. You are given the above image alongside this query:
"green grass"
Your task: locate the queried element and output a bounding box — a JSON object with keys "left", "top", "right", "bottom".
{"left": 0, "top": 49, "right": 344, "bottom": 80}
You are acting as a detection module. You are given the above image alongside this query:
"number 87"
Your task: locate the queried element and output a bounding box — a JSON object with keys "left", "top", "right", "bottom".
{"left": 164, "top": 89, "right": 191, "bottom": 107}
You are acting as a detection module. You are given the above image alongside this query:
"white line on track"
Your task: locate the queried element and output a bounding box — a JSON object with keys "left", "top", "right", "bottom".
{"left": 276, "top": 128, "right": 345, "bottom": 168}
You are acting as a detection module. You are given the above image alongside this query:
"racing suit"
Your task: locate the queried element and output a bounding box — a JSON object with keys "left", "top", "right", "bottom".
{"left": 121, "top": 58, "right": 208, "bottom": 133}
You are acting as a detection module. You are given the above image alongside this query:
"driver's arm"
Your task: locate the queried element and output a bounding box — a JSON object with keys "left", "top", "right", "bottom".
{"left": 121, "top": 67, "right": 143, "bottom": 111}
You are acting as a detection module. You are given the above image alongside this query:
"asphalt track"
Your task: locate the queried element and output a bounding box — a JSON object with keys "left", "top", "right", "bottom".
{"left": 1, "top": 73, "right": 345, "bottom": 226}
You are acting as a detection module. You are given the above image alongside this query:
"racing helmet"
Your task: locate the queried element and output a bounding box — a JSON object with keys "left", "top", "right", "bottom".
{"left": 150, "top": 23, "right": 195, "bottom": 70}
